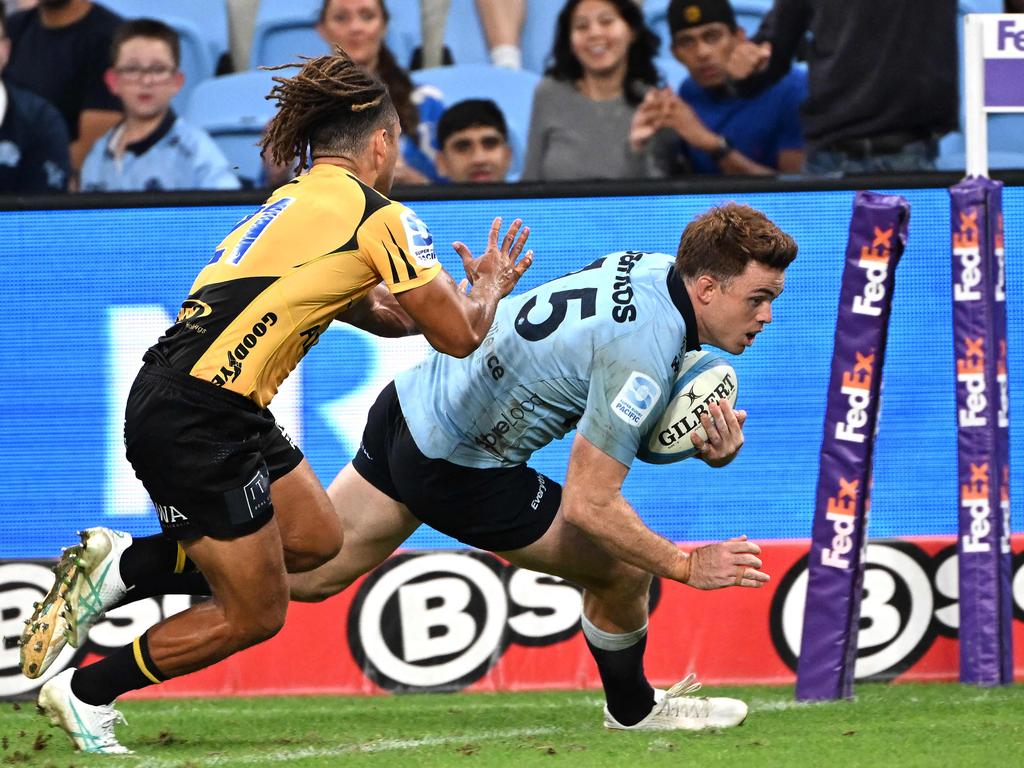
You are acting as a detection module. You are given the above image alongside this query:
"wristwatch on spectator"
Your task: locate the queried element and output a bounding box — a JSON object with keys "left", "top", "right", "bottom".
{"left": 708, "top": 135, "right": 734, "bottom": 162}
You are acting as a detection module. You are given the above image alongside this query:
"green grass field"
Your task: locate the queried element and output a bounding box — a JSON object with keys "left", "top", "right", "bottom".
{"left": 3, "top": 683, "right": 1023, "bottom": 767}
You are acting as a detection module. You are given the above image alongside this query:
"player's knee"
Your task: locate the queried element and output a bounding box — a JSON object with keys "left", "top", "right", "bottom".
{"left": 583, "top": 562, "right": 651, "bottom": 603}
{"left": 233, "top": 601, "right": 287, "bottom": 647}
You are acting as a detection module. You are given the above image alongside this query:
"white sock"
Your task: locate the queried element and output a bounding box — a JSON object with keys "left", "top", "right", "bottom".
{"left": 490, "top": 44, "right": 522, "bottom": 69}
{"left": 581, "top": 614, "right": 648, "bottom": 651}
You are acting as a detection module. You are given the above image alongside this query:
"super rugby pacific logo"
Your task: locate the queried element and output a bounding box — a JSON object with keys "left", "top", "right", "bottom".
{"left": 850, "top": 226, "right": 893, "bottom": 317}
{"left": 347, "top": 552, "right": 662, "bottom": 692}
{"left": 400, "top": 209, "right": 437, "bottom": 268}
{"left": 611, "top": 372, "right": 661, "bottom": 427}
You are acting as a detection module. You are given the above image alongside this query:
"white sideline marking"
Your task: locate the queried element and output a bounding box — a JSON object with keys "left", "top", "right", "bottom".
{"left": 120, "top": 726, "right": 563, "bottom": 766}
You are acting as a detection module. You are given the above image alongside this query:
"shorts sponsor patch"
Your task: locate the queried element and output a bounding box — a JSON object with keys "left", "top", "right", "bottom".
{"left": 611, "top": 371, "right": 661, "bottom": 427}
{"left": 400, "top": 209, "right": 437, "bottom": 268}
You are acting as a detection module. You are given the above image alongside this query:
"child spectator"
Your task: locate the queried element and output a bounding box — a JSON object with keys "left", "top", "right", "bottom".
{"left": 318, "top": 0, "right": 444, "bottom": 184}
{"left": 436, "top": 99, "right": 512, "bottom": 183}
{"left": 80, "top": 19, "right": 240, "bottom": 191}
{"left": 0, "top": 2, "right": 69, "bottom": 192}
{"left": 4, "top": 0, "right": 122, "bottom": 181}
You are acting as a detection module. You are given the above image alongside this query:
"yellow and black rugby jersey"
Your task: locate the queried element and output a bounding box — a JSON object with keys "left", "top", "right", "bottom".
{"left": 145, "top": 164, "right": 442, "bottom": 407}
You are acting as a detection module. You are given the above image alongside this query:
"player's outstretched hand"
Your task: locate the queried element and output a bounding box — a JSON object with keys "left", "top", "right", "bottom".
{"left": 681, "top": 535, "right": 769, "bottom": 590}
{"left": 691, "top": 399, "right": 746, "bottom": 467}
{"left": 453, "top": 217, "right": 533, "bottom": 299}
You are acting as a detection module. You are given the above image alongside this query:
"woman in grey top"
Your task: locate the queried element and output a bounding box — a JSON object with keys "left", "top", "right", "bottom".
{"left": 522, "top": 0, "right": 671, "bottom": 181}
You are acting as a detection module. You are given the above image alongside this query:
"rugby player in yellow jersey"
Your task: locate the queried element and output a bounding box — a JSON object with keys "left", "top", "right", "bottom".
{"left": 23, "top": 49, "right": 533, "bottom": 754}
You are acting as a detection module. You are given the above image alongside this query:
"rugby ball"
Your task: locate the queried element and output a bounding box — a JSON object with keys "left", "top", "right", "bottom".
{"left": 637, "top": 351, "right": 739, "bottom": 464}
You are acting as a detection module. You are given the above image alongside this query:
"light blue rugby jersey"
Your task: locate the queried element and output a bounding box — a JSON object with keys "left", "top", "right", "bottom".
{"left": 396, "top": 251, "right": 701, "bottom": 469}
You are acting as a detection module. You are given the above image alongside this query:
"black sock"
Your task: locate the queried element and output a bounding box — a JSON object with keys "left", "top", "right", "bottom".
{"left": 118, "top": 535, "right": 211, "bottom": 601}
{"left": 586, "top": 634, "right": 656, "bottom": 727}
{"left": 71, "top": 631, "right": 166, "bottom": 706}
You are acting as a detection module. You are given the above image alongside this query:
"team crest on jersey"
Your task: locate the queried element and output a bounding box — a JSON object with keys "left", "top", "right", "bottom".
{"left": 611, "top": 371, "right": 661, "bottom": 427}
{"left": 400, "top": 209, "right": 437, "bottom": 267}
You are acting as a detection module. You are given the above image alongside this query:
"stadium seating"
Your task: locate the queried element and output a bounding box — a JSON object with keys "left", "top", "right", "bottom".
{"left": 410, "top": 65, "right": 541, "bottom": 181}
{"left": 936, "top": 114, "right": 1024, "bottom": 171}
{"left": 520, "top": 0, "right": 563, "bottom": 73}
{"left": 441, "top": 0, "right": 489, "bottom": 66}
{"left": 99, "top": 0, "right": 227, "bottom": 108}
{"left": 184, "top": 70, "right": 279, "bottom": 186}
{"left": 655, "top": 55, "right": 688, "bottom": 91}
{"left": 249, "top": 0, "right": 327, "bottom": 70}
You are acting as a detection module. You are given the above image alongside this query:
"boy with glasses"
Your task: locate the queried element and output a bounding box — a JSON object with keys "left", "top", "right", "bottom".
{"left": 80, "top": 18, "right": 239, "bottom": 191}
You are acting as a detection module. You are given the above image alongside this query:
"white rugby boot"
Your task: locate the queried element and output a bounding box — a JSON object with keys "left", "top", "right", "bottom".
{"left": 20, "top": 528, "right": 130, "bottom": 678}
{"left": 37, "top": 668, "right": 131, "bottom": 754}
{"left": 603, "top": 674, "right": 748, "bottom": 731}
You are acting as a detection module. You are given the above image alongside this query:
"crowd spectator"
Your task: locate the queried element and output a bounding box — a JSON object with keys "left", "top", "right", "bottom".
{"left": 436, "top": 99, "right": 512, "bottom": 183}
{"left": 0, "top": 3, "right": 69, "bottom": 193}
{"left": 522, "top": 0, "right": 672, "bottom": 181}
{"left": 631, "top": 0, "right": 805, "bottom": 175}
{"left": 4, "top": 0, "right": 122, "bottom": 182}
{"left": 732, "top": 0, "right": 958, "bottom": 173}
{"left": 317, "top": 0, "right": 444, "bottom": 184}
{"left": 80, "top": 20, "right": 240, "bottom": 192}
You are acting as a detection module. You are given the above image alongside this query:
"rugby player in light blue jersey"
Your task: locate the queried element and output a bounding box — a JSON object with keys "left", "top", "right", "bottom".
{"left": 291, "top": 203, "right": 798, "bottom": 731}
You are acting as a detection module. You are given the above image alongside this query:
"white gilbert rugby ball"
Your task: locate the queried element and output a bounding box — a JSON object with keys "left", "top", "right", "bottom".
{"left": 637, "top": 351, "right": 739, "bottom": 464}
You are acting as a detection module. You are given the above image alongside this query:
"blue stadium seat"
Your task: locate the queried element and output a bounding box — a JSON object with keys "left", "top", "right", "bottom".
{"left": 101, "top": 0, "right": 229, "bottom": 67}
{"left": 521, "top": 0, "right": 563, "bottom": 74}
{"left": 442, "top": 0, "right": 489, "bottom": 66}
{"left": 410, "top": 65, "right": 541, "bottom": 181}
{"left": 383, "top": 0, "right": 423, "bottom": 70}
{"left": 936, "top": 121, "right": 1024, "bottom": 171}
{"left": 185, "top": 70, "right": 279, "bottom": 186}
{"left": 250, "top": 0, "right": 327, "bottom": 69}
{"left": 98, "top": 0, "right": 223, "bottom": 108}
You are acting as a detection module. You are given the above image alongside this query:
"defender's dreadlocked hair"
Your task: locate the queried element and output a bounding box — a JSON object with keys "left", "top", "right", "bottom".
{"left": 260, "top": 47, "right": 398, "bottom": 171}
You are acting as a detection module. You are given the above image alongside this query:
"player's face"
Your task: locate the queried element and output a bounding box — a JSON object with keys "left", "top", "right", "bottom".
{"left": 702, "top": 261, "right": 785, "bottom": 355}
{"left": 107, "top": 38, "right": 183, "bottom": 121}
{"left": 570, "top": 0, "right": 636, "bottom": 80}
{"left": 438, "top": 126, "right": 512, "bottom": 183}
{"left": 671, "top": 23, "right": 739, "bottom": 89}
{"left": 318, "top": 0, "right": 387, "bottom": 70}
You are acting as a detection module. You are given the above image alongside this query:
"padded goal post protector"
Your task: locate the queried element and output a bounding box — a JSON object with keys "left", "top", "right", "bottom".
{"left": 795, "top": 191, "right": 910, "bottom": 702}
{"left": 950, "top": 176, "right": 1013, "bottom": 686}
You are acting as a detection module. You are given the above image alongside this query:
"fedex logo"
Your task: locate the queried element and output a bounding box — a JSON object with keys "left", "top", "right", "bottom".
{"left": 995, "top": 213, "right": 1005, "bottom": 302}
{"left": 957, "top": 336, "right": 987, "bottom": 428}
{"left": 835, "top": 351, "right": 874, "bottom": 443}
{"left": 1000, "top": 465, "right": 1011, "bottom": 555}
{"left": 961, "top": 463, "right": 992, "bottom": 554}
{"left": 851, "top": 227, "right": 892, "bottom": 317}
{"left": 953, "top": 210, "right": 983, "bottom": 302}
{"left": 997, "top": 19, "right": 1024, "bottom": 53}
{"left": 998, "top": 339, "right": 1008, "bottom": 429}
{"left": 821, "top": 477, "right": 860, "bottom": 569}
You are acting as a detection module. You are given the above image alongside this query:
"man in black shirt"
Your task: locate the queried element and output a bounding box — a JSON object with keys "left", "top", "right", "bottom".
{"left": 0, "top": 4, "right": 69, "bottom": 192}
{"left": 5, "top": 0, "right": 122, "bottom": 181}
{"left": 732, "top": 0, "right": 958, "bottom": 174}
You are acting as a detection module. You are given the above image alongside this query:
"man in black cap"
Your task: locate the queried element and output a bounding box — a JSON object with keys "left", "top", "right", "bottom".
{"left": 630, "top": 0, "right": 806, "bottom": 175}
{"left": 728, "top": 0, "right": 958, "bottom": 174}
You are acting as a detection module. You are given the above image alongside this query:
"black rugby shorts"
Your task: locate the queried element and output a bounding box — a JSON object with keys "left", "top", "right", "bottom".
{"left": 352, "top": 382, "right": 561, "bottom": 551}
{"left": 123, "top": 364, "right": 304, "bottom": 540}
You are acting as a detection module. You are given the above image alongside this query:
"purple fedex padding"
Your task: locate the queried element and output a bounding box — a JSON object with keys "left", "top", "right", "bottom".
{"left": 951, "top": 177, "right": 1013, "bottom": 686}
{"left": 795, "top": 191, "right": 909, "bottom": 702}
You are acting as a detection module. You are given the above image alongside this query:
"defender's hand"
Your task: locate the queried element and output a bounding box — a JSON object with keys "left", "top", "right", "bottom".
{"left": 453, "top": 217, "right": 533, "bottom": 298}
{"left": 679, "top": 535, "right": 768, "bottom": 589}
